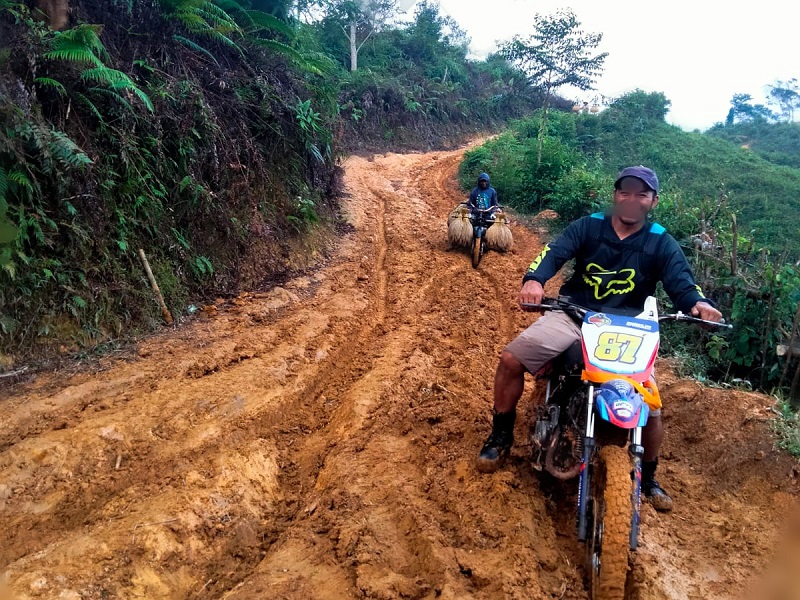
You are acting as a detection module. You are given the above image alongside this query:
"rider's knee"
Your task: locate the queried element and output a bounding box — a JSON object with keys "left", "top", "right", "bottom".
{"left": 498, "top": 351, "right": 525, "bottom": 376}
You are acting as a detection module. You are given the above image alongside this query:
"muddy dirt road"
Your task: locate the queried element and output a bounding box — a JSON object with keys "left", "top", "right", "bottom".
{"left": 1, "top": 147, "right": 798, "bottom": 600}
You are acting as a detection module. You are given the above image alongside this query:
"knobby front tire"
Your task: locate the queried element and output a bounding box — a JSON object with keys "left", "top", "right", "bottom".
{"left": 593, "top": 445, "right": 632, "bottom": 600}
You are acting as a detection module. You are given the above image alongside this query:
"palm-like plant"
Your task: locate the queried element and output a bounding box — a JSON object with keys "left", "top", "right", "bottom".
{"left": 41, "top": 24, "right": 153, "bottom": 113}
{"left": 161, "top": 0, "right": 325, "bottom": 73}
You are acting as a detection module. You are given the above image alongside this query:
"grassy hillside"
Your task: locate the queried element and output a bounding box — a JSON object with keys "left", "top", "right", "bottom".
{"left": 707, "top": 120, "right": 800, "bottom": 169}
{"left": 462, "top": 91, "right": 800, "bottom": 255}
{"left": 461, "top": 91, "right": 800, "bottom": 391}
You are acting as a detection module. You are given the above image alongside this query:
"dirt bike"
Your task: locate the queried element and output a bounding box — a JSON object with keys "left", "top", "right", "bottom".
{"left": 522, "top": 297, "right": 730, "bottom": 599}
{"left": 468, "top": 206, "right": 498, "bottom": 268}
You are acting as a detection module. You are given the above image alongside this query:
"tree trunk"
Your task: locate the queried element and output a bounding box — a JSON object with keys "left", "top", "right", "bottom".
{"left": 536, "top": 92, "right": 550, "bottom": 168}
{"left": 34, "top": 0, "right": 69, "bottom": 30}
{"left": 349, "top": 20, "right": 358, "bottom": 71}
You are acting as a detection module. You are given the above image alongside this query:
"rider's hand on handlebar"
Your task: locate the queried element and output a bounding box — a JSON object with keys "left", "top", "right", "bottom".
{"left": 519, "top": 280, "right": 545, "bottom": 309}
{"left": 691, "top": 301, "right": 723, "bottom": 327}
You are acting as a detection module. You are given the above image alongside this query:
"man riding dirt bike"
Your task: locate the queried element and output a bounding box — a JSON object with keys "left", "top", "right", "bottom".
{"left": 477, "top": 165, "right": 723, "bottom": 512}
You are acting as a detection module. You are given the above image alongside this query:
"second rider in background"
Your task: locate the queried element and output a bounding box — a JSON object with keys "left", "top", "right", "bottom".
{"left": 467, "top": 173, "right": 500, "bottom": 216}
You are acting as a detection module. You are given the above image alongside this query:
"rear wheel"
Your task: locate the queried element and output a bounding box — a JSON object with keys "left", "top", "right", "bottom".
{"left": 590, "top": 445, "right": 632, "bottom": 600}
{"left": 471, "top": 235, "right": 482, "bottom": 268}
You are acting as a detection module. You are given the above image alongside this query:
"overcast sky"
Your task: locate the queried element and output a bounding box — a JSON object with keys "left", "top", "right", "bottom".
{"left": 401, "top": 0, "right": 798, "bottom": 131}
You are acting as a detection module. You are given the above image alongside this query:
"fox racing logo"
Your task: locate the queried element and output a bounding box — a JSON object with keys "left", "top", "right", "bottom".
{"left": 528, "top": 245, "right": 550, "bottom": 272}
{"left": 582, "top": 263, "right": 636, "bottom": 300}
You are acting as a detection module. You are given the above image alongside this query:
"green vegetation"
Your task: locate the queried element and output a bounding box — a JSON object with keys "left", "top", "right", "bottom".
{"left": 315, "top": 1, "right": 536, "bottom": 150}
{"left": 707, "top": 121, "right": 800, "bottom": 169}
{"left": 461, "top": 90, "right": 800, "bottom": 395}
{"left": 1, "top": 0, "right": 337, "bottom": 357}
{"left": 774, "top": 399, "right": 800, "bottom": 458}
{"left": 499, "top": 9, "right": 606, "bottom": 166}
{"left": 0, "top": 0, "right": 534, "bottom": 362}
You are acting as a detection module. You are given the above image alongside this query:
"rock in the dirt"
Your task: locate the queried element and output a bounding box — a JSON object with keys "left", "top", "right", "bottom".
{"left": 263, "top": 287, "right": 300, "bottom": 310}
{"left": 0, "top": 352, "right": 15, "bottom": 372}
{"left": 98, "top": 426, "right": 124, "bottom": 441}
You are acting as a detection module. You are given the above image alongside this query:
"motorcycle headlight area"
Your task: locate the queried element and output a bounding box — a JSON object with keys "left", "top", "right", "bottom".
{"left": 594, "top": 379, "right": 650, "bottom": 428}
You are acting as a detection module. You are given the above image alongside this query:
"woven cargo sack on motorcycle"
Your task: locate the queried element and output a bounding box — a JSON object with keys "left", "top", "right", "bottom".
{"left": 485, "top": 212, "right": 513, "bottom": 251}
{"left": 447, "top": 205, "right": 473, "bottom": 247}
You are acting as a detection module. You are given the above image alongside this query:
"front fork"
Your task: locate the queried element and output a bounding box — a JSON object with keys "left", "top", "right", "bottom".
{"left": 576, "top": 383, "right": 645, "bottom": 551}
{"left": 629, "top": 427, "right": 644, "bottom": 551}
{"left": 577, "top": 385, "right": 595, "bottom": 542}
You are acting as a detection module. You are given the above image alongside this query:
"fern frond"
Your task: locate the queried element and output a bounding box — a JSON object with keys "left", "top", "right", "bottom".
{"left": 48, "top": 130, "right": 92, "bottom": 169}
{"left": 248, "top": 38, "right": 321, "bottom": 74}
{"left": 108, "top": 81, "right": 155, "bottom": 112}
{"left": 81, "top": 66, "right": 134, "bottom": 86}
{"left": 44, "top": 46, "right": 103, "bottom": 67}
{"left": 49, "top": 24, "right": 108, "bottom": 63}
{"left": 197, "top": 2, "right": 240, "bottom": 28}
{"left": 8, "top": 168, "right": 33, "bottom": 189}
{"left": 80, "top": 68, "right": 154, "bottom": 111}
{"left": 74, "top": 92, "right": 105, "bottom": 124}
{"left": 90, "top": 87, "right": 134, "bottom": 112}
{"left": 72, "top": 24, "right": 107, "bottom": 56}
{"left": 201, "top": 28, "right": 244, "bottom": 54}
{"left": 175, "top": 10, "right": 210, "bottom": 30}
{"left": 242, "top": 10, "right": 295, "bottom": 38}
{"left": 213, "top": 0, "right": 249, "bottom": 13}
{"left": 173, "top": 34, "right": 220, "bottom": 65}
{"left": 34, "top": 77, "right": 68, "bottom": 96}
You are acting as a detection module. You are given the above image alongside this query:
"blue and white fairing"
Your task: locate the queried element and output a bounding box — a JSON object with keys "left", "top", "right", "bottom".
{"left": 594, "top": 379, "right": 650, "bottom": 429}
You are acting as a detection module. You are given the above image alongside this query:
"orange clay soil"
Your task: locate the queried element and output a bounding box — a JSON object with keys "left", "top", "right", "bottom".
{"left": 0, "top": 145, "right": 797, "bottom": 600}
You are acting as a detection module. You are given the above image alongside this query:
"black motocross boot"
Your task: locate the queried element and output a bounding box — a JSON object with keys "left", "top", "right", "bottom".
{"left": 477, "top": 411, "right": 516, "bottom": 473}
{"left": 642, "top": 459, "right": 673, "bottom": 512}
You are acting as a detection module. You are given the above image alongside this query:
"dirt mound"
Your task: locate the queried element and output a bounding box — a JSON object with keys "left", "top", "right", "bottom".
{"left": 0, "top": 145, "right": 797, "bottom": 599}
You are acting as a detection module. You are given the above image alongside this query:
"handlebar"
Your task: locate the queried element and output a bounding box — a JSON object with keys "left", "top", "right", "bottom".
{"left": 521, "top": 298, "right": 587, "bottom": 318}
{"left": 461, "top": 203, "right": 505, "bottom": 213}
{"left": 520, "top": 298, "right": 732, "bottom": 329}
{"left": 658, "top": 312, "right": 732, "bottom": 329}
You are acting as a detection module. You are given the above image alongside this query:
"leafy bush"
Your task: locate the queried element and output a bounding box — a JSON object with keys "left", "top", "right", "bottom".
{"left": 0, "top": 0, "right": 339, "bottom": 358}
{"left": 320, "top": 2, "right": 535, "bottom": 150}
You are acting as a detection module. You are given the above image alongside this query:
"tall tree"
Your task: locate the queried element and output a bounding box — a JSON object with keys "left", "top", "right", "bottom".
{"left": 767, "top": 79, "right": 800, "bottom": 123}
{"left": 728, "top": 93, "right": 775, "bottom": 124}
{"left": 501, "top": 10, "right": 607, "bottom": 166}
{"left": 321, "top": 0, "right": 396, "bottom": 71}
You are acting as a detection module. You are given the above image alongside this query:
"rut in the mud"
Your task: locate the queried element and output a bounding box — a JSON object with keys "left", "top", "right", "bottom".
{"left": 0, "top": 146, "right": 797, "bottom": 600}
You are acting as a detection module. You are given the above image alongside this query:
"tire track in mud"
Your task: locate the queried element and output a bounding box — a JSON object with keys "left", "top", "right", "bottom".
{"left": 373, "top": 186, "right": 390, "bottom": 324}
{"left": 0, "top": 161, "right": 403, "bottom": 598}
{"left": 0, "top": 147, "right": 797, "bottom": 600}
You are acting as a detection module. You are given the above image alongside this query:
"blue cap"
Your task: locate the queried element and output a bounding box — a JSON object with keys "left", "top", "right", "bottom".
{"left": 615, "top": 166, "right": 659, "bottom": 193}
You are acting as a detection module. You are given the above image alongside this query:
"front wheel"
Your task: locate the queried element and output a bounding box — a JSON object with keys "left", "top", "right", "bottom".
{"left": 589, "top": 445, "right": 632, "bottom": 600}
{"left": 471, "top": 235, "right": 483, "bottom": 268}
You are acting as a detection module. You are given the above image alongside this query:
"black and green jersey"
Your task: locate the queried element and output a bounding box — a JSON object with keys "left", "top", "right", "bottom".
{"left": 523, "top": 212, "right": 710, "bottom": 314}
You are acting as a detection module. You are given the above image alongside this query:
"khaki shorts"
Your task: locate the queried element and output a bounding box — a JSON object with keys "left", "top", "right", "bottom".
{"left": 504, "top": 311, "right": 662, "bottom": 417}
